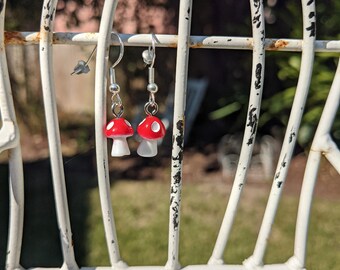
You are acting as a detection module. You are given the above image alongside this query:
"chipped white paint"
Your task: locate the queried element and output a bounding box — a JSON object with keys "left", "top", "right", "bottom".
{"left": 245, "top": 0, "right": 316, "bottom": 268}
{"left": 39, "top": 0, "right": 78, "bottom": 269}
{"left": 7, "top": 32, "right": 340, "bottom": 53}
{"left": 209, "top": 0, "right": 266, "bottom": 265}
{"left": 166, "top": 1, "right": 193, "bottom": 269}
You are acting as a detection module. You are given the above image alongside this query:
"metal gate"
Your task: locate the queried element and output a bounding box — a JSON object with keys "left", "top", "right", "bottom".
{"left": 1, "top": 0, "right": 340, "bottom": 269}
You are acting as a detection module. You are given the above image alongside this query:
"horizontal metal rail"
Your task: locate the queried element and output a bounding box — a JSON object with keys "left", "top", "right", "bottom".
{"left": 5, "top": 31, "right": 340, "bottom": 52}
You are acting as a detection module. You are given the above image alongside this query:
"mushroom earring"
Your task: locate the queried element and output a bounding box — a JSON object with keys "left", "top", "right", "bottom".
{"left": 105, "top": 34, "right": 134, "bottom": 157}
{"left": 137, "top": 36, "right": 166, "bottom": 157}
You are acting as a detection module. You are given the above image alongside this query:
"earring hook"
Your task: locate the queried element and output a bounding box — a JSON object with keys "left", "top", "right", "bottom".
{"left": 142, "top": 34, "right": 156, "bottom": 68}
{"left": 109, "top": 33, "right": 125, "bottom": 118}
{"left": 111, "top": 32, "right": 124, "bottom": 69}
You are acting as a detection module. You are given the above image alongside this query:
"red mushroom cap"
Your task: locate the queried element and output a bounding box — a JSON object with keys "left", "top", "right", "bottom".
{"left": 137, "top": 115, "right": 166, "bottom": 140}
{"left": 105, "top": 118, "right": 134, "bottom": 138}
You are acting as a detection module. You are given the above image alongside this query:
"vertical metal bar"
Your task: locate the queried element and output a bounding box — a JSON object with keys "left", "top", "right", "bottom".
{"left": 94, "top": 0, "right": 126, "bottom": 267}
{"left": 0, "top": 1, "right": 19, "bottom": 153}
{"left": 244, "top": 0, "right": 316, "bottom": 267}
{"left": 165, "top": 0, "right": 193, "bottom": 269}
{"left": 39, "top": 0, "right": 78, "bottom": 269}
{"left": 0, "top": 1, "right": 24, "bottom": 269}
{"left": 312, "top": 68, "right": 340, "bottom": 173}
{"left": 208, "top": 0, "right": 266, "bottom": 265}
{"left": 7, "top": 147, "right": 24, "bottom": 270}
{"left": 288, "top": 58, "right": 340, "bottom": 269}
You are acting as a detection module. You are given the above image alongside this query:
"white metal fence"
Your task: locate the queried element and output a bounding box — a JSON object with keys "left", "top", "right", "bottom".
{"left": 1, "top": 0, "right": 340, "bottom": 269}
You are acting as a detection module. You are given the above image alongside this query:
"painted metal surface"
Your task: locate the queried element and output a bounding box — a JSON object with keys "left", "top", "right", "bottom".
{"left": 5, "top": 31, "right": 340, "bottom": 52}
{"left": 209, "top": 0, "right": 266, "bottom": 265}
{"left": 245, "top": 0, "right": 316, "bottom": 268}
{"left": 39, "top": 0, "right": 78, "bottom": 269}
{"left": 165, "top": 1, "right": 193, "bottom": 269}
{"left": 0, "top": 1, "right": 24, "bottom": 270}
{"left": 94, "top": 0, "right": 126, "bottom": 267}
{"left": 289, "top": 56, "right": 340, "bottom": 269}
{"left": 1, "top": 0, "right": 339, "bottom": 269}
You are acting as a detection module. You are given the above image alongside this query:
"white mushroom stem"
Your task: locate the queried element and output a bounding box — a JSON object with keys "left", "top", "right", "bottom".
{"left": 111, "top": 137, "right": 131, "bottom": 157}
{"left": 137, "top": 139, "right": 158, "bottom": 157}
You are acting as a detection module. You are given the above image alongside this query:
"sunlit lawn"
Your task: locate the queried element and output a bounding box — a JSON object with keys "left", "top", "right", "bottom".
{"left": 0, "top": 158, "right": 339, "bottom": 269}
{"left": 84, "top": 180, "right": 340, "bottom": 269}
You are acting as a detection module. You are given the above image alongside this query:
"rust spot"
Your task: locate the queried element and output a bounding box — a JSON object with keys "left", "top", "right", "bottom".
{"left": 5, "top": 31, "right": 26, "bottom": 45}
{"left": 190, "top": 42, "right": 203, "bottom": 49}
{"left": 5, "top": 31, "right": 41, "bottom": 45}
{"left": 268, "top": 39, "right": 289, "bottom": 50}
{"left": 167, "top": 35, "right": 178, "bottom": 48}
{"left": 169, "top": 42, "right": 177, "bottom": 48}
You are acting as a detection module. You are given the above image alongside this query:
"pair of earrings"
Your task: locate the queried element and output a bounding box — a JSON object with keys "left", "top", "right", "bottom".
{"left": 105, "top": 34, "right": 166, "bottom": 158}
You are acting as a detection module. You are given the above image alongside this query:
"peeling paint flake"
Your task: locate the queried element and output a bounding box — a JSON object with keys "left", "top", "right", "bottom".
{"left": 254, "top": 63, "right": 262, "bottom": 89}
{"left": 289, "top": 131, "right": 296, "bottom": 143}
{"left": 247, "top": 107, "right": 258, "bottom": 134}
{"left": 275, "top": 171, "right": 280, "bottom": 179}
{"left": 307, "top": 0, "right": 314, "bottom": 6}
{"left": 306, "top": 22, "right": 316, "bottom": 37}
{"left": 253, "top": 14, "right": 261, "bottom": 28}
{"left": 309, "top": 11, "right": 315, "bottom": 19}
{"left": 175, "top": 119, "right": 185, "bottom": 149}
{"left": 173, "top": 171, "right": 181, "bottom": 185}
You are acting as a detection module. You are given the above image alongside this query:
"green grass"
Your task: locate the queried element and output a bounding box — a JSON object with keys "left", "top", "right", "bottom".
{"left": 84, "top": 180, "right": 340, "bottom": 269}
{"left": 1, "top": 161, "right": 339, "bottom": 269}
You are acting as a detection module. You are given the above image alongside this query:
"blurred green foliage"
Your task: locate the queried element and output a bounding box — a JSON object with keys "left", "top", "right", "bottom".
{"left": 261, "top": 1, "right": 340, "bottom": 147}
{"left": 205, "top": 1, "right": 340, "bottom": 149}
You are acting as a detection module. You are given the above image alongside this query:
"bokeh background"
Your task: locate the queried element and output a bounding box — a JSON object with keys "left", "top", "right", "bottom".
{"left": 1, "top": 0, "right": 340, "bottom": 269}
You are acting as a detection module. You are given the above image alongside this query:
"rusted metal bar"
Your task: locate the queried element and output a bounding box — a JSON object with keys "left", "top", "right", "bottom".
{"left": 5, "top": 31, "right": 340, "bottom": 52}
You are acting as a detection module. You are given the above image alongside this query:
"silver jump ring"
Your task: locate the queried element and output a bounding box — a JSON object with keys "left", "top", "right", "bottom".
{"left": 144, "top": 101, "right": 158, "bottom": 116}
{"left": 111, "top": 102, "right": 124, "bottom": 118}
{"left": 111, "top": 93, "right": 122, "bottom": 104}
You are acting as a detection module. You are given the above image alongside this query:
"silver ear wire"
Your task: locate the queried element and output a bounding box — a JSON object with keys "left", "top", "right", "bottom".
{"left": 110, "top": 32, "right": 124, "bottom": 69}
{"left": 142, "top": 34, "right": 156, "bottom": 67}
{"left": 109, "top": 33, "right": 125, "bottom": 118}
{"left": 143, "top": 34, "right": 159, "bottom": 116}
{"left": 109, "top": 33, "right": 124, "bottom": 87}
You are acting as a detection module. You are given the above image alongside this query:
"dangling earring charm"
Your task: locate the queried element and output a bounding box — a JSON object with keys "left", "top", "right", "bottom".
{"left": 105, "top": 34, "right": 134, "bottom": 157}
{"left": 137, "top": 35, "right": 166, "bottom": 157}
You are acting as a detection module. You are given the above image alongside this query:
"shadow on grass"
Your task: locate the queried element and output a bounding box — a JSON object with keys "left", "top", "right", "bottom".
{"left": 0, "top": 151, "right": 96, "bottom": 268}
